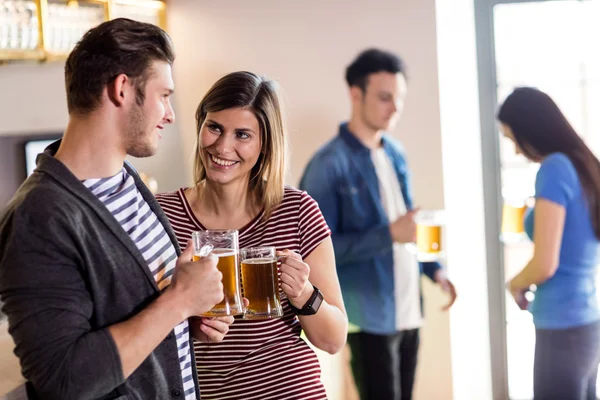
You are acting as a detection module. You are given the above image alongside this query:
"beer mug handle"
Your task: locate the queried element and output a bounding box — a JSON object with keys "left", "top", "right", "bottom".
{"left": 275, "top": 250, "right": 302, "bottom": 262}
{"left": 194, "top": 243, "right": 214, "bottom": 260}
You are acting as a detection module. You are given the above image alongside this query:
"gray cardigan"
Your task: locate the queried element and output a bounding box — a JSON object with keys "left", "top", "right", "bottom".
{"left": 0, "top": 142, "right": 200, "bottom": 400}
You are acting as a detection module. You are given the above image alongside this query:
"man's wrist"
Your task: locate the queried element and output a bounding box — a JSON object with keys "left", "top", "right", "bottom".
{"left": 434, "top": 269, "right": 446, "bottom": 283}
{"left": 159, "top": 286, "right": 189, "bottom": 322}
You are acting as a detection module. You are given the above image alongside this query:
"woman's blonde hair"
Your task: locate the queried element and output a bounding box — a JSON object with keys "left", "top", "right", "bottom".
{"left": 193, "top": 71, "right": 288, "bottom": 219}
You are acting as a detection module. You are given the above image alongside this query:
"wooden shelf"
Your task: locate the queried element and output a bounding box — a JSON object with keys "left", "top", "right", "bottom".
{"left": 0, "top": 49, "right": 46, "bottom": 62}
{"left": 44, "top": 51, "right": 71, "bottom": 62}
{"left": 0, "top": 0, "right": 167, "bottom": 63}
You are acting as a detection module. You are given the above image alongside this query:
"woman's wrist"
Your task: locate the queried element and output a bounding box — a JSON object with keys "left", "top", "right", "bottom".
{"left": 289, "top": 282, "right": 314, "bottom": 309}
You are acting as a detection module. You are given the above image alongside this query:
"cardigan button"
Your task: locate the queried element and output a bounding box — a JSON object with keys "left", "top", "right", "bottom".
{"left": 171, "top": 388, "right": 182, "bottom": 398}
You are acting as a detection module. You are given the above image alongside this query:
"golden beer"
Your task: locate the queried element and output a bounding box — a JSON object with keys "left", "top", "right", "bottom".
{"left": 413, "top": 209, "right": 445, "bottom": 262}
{"left": 192, "top": 229, "right": 243, "bottom": 317}
{"left": 200, "top": 248, "right": 243, "bottom": 317}
{"left": 501, "top": 203, "right": 527, "bottom": 234}
{"left": 241, "top": 257, "right": 282, "bottom": 319}
{"left": 417, "top": 224, "right": 442, "bottom": 254}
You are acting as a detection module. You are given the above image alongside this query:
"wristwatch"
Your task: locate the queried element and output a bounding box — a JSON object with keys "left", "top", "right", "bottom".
{"left": 289, "top": 285, "right": 324, "bottom": 316}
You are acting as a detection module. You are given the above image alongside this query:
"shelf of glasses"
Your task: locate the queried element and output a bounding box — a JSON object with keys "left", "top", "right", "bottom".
{"left": 0, "top": 0, "right": 167, "bottom": 62}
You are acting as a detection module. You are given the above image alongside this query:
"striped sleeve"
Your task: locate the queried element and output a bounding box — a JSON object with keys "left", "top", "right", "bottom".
{"left": 298, "top": 190, "right": 331, "bottom": 259}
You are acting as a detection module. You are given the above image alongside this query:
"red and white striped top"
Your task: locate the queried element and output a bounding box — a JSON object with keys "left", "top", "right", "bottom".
{"left": 156, "top": 186, "right": 332, "bottom": 400}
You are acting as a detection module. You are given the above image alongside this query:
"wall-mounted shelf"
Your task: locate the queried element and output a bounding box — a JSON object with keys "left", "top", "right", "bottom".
{"left": 0, "top": 0, "right": 166, "bottom": 63}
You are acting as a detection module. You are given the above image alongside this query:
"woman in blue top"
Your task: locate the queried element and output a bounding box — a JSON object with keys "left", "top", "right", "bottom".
{"left": 498, "top": 87, "right": 600, "bottom": 400}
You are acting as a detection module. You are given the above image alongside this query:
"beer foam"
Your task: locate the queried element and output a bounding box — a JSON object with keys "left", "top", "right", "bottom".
{"left": 212, "top": 248, "right": 236, "bottom": 257}
{"left": 243, "top": 258, "right": 276, "bottom": 264}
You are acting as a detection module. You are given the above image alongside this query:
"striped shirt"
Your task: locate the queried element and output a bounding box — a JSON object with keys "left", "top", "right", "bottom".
{"left": 156, "top": 186, "right": 331, "bottom": 400}
{"left": 83, "top": 168, "right": 196, "bottom": 400}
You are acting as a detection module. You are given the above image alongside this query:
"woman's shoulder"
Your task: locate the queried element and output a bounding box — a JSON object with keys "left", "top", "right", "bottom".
{"left": 539, "top": 153, "right": 578, "bottom": 182}
{"left": 281, "top": 185, "right": 316, "bottom": 205}
{"left": 266, "top": 186, "right": 316, "bottom": 217}
{"left": 155, "top": 188, "right": 186, "bottom": 208}
{"left": 282, "top": 185, "right": 302, "bottom": 198}
{"left": 542, "top": 152, "right": 573, "bottom": 168}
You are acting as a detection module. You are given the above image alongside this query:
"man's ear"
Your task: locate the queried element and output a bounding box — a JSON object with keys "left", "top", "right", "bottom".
{"left": 349, "top": 86, "right": 364, "bottom": 103}
{"left": 107, "top": 73, "right": 130, "bottom": 107}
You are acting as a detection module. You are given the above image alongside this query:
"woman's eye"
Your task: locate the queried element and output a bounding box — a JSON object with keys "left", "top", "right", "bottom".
{"left": 208, "top": 124, "right": 221, "bottom": 133}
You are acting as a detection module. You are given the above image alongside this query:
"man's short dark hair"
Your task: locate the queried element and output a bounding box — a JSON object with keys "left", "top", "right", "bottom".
{"left": 64, "top": 18, "right": 175, "bottom": 116}
{"left": 345, "top": 48, "right": 406, "bottom": 91}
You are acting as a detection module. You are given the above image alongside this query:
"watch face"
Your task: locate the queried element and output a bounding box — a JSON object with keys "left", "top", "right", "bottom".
{"left": 310, "top": 291, "right": 324, "bottom": 313}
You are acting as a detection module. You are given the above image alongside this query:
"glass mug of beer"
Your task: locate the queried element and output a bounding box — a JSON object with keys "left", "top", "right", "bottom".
{"left": 192, "top": 230, "right": 244, "bottom": 317}
{"left": 500, "top": 199, "right": 528, "bottom": 243}
{"left": 414, "top": 209, "right": 445, "bottom": 261}
{"left": 240, "top": 246, "right": 283, "bottom": 320}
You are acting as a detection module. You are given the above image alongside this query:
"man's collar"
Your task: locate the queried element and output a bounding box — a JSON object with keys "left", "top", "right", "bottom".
{"left": 338, "top": 122, "right": 391, "bottom": 152}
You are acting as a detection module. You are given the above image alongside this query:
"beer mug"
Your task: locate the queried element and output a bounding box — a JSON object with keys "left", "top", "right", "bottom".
{"left": 500, "top": 199, "right": 528, "bottom": 243}
{"left": 414, "top": 209, "right": 445, "bottom": 262}
{"left": 240, "top": 246, "right": 283, "bottom": 320}
{"left": 192, "top": 230, "right": 244, "bottom": 317}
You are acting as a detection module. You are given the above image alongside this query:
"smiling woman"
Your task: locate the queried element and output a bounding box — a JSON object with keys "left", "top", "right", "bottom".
{"left": 155, "top": 71, "right": 348, "bottom": 400}
{"left": 190, "top": 71, "right": 287, "bottom": 221}
{"left": 199, "top": 108, "right": 262, "bottom": 187}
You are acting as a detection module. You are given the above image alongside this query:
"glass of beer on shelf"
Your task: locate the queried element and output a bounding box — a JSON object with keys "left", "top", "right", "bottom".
{"left": 240, "top": 246, "right": 283, "bottom": 320}
{"left": 414, "top": 209, "right": 445, "bottom": 262}
{"left": 192, "top": 230, "right": 244, "bottom": 317}
{"left": 500, "top": 198, "right": 529, "bottom": 244}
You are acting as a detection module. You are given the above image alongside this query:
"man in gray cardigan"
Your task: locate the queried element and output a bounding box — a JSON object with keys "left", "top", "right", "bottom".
{"left": 0, "top": 18, "right": 232, "bottom": 400}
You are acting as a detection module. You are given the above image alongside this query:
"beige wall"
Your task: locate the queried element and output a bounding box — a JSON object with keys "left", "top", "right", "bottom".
{"left": 0, "top": 63, "right": 68, "bottom": 137}
{"left": 167, "top": 1, "right": 452, "bottom": 399}
{"left": 0, "top": 62, "right": 188, "bottom": 194}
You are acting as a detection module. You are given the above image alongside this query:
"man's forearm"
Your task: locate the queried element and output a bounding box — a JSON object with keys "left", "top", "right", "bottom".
{"left": 108, "top": 288, "right": 186, "bottom": 378}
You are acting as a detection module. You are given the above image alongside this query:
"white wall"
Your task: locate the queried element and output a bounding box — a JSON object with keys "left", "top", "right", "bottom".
{"left": 167, "top": 1, "right": 452, "bottom": 399}
{"left": 436, "top": 1, "right": 494, "bottom": 399}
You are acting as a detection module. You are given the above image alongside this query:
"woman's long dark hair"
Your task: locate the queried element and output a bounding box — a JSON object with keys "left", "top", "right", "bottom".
{"left": 498, "top": 87, "right": 600, "bottom": 239}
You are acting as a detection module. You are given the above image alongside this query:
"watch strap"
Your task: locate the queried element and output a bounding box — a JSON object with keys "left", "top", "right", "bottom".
{"left": 289, "top": 285, "right": 322, "bottom": 315}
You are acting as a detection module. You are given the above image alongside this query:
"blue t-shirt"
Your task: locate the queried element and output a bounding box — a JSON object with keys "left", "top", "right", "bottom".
{"left": 524, "top": 153, "right": 600, "bottom": 329}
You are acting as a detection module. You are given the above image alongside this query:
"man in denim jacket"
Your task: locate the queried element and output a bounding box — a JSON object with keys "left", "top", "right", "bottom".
{"left": 299, "top": 48, "right": 456, "bottom": 400}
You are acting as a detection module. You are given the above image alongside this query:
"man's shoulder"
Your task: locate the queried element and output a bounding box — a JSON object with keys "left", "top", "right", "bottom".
{"left": 0, "top": 175, "right": 81, "bottom": 255}
{"left": 314, "top": 135, "right": 347, "bottom": 155}
{"left": 307, "top": 135, "right": 352, "bottom": 168}
{"left": 2, "top": 173, "right": 76, "bottom": 225}
{"left": 382, "top": 134, "right": 407, "bottom": 156}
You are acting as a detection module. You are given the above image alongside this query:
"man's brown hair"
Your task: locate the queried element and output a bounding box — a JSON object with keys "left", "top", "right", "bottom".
{"left": 64, "top": 18, "right": 175, "bottom": 116}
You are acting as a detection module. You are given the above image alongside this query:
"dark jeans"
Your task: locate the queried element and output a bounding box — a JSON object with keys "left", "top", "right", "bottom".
{"left": 347, "top": 329, "right": 420, "bottom": 400}
{"left": 534, "top": 321, "right": 600, "bottom": 400}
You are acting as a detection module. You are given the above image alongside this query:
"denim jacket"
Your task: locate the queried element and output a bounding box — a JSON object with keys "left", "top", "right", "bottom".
{"left": 299, "top": 123, "right": 441, "bottom": 335}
